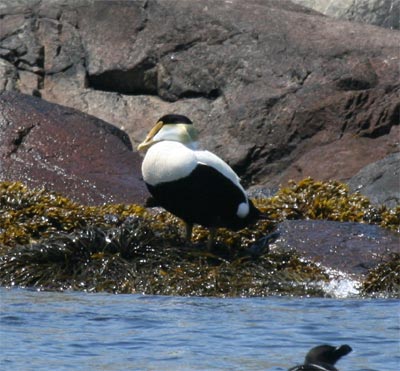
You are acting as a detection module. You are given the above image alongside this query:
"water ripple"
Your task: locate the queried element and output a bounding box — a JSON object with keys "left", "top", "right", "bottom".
{"left": 0, "top": 288, "right": 398, "bottom": 371}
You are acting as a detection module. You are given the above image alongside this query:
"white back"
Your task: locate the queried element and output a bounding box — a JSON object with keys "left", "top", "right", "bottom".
{"left": 194, "top": 150, "right": 246, "bottom": 195}
{"left": 142, "top": 141, "right": 246, "bottom": 195}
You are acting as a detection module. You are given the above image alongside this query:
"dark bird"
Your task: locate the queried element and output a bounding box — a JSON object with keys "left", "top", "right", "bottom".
{"left": 288, "top": 344, "right": 352, "bottom": 371}
{"left": 137, "top": 114, "right": 261, "bottom": 248}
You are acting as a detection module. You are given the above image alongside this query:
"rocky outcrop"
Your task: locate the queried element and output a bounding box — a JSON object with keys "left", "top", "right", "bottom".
{"left": 0, "top": 91, "right": 149, "bottom": 205}
{"left": 291, "top": 0, "right": 399, "bottom": 29}
{"left": 348, "top": 152, "right": 400, "bottom": 208}
{"left": 264, "top": 219, "right": 400, "bottom": 276}
{"left": 0, "top": 0, "right": 399, "bottom": 192}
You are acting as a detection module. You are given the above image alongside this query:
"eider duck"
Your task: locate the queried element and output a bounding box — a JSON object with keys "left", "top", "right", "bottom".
{"left": 137, "top": 114, "right": 261, "bottom": 248}
{"left": 288, "top": 344, "right": 352, "bottom": 371}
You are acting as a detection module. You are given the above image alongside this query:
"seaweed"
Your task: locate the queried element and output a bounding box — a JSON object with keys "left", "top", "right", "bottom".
{"left": 0, "top": 179, "right": 398, "bottom": 296}
{"left": 361, "top": 253, "right": 400, "bottom": 297}
{"left": 0, "top": 222, "right": 327, "bottom": 296}
{"left": 0, "top": 181, "right": 163, "bottom": 248}
{"left": 254, "top": 178, "right": 398, "bottom": 230}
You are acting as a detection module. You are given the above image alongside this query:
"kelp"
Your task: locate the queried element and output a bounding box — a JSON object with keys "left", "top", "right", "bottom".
{"left": 1, "top": 179, "right": 398, "bottom": 249}
{"left": 254, "top": 178, "right": 399, "bottom": 230}
{"left": 0, "top": 181, "right": 175, "bottom": 248}
{"left": 361, "top": 253, "right": 400, "bottom": 298}
{"left": 0, "top": 222, "right": 327, "bottom": 296}
{"left": 0, "top": 179, "right": 399, "bottom": 296}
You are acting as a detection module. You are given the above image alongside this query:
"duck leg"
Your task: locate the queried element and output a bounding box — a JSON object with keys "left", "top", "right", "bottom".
{"left": 207, "top": 228, "right": 217, "bottom": 250}
{"left": 185, "top": 222, "right": 193, "bottom": 243}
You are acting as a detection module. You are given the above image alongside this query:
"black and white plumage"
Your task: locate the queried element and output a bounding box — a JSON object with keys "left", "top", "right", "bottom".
{"left": 137, "top": 114, "right": 261, "bottom": 247}
{"left": 288, "top": 344, "right": 352, "bottom": 371}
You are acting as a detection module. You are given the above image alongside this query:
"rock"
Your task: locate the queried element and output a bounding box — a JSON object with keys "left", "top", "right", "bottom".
{"left": 348, "top": 153, "right": 400, "bottom": 208}
{"left": 0, "top": 91, "right": 149, "bottom": 205}
{"left": 18, "top": 69, "right": 40, "bottom": 95}
{"left": 0, "top": 0, "right": 399, "bottom": 190}
{"left": 291, "top": 0, "right": 400, "bottom": 29}
{"left": 264, "top": 219, "right": 400, "bottom": 276}
{"left": 278, "top": 134, "right": 399, "bottom": 185}
{"left": 0, "top": 58, "right": 17, "bottom": 91}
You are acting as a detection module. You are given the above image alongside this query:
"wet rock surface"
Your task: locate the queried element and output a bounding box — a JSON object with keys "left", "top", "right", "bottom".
{"left": 264, "top": 220, "right": 400, "bottom": 276}
{"left": 0, "top": 91, "right": 149, "bottom": 205}
{"left": 0, "top": 0, "right": 398, "bottom": 191}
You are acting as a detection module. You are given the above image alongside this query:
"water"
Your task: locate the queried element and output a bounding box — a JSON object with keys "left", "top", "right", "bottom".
{"left": 0, "top": 288, "right": 399, "bottom": 371}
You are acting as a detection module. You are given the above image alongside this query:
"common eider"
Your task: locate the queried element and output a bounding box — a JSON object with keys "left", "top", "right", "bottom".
{"left": 137, "top": 114, "right": 261, "bottom": 248}
{"left": 288, "top": 344, "right": 352, "bottom": 371}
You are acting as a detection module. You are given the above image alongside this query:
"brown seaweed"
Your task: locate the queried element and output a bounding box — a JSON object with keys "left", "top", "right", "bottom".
{"left": 0, "top": 179, "right": 398, "bottom": 297}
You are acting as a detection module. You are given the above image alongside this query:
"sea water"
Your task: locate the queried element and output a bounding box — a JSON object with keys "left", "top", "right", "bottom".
{"left": 0, "top": 288, "right": 399, "bottom": 371}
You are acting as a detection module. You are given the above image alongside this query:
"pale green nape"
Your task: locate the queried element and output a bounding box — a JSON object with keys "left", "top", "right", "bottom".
{"left": 181, "top": 124, "right": 199, "bottom": 149}
{"left": 184, "top": 124, "right": 198, "bottom": 142}
{"left": 155, "top": 123, "right": 199, "bottom": 148}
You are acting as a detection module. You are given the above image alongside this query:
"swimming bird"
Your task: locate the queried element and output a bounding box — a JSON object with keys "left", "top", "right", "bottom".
{"left": 288, "top": 344, "right": 352, "bottom": 371}
{"left": 137, "top": 114, "right": 261, "bottom": 248}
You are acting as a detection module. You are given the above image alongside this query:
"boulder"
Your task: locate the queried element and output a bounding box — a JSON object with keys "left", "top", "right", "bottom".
{"left": 0, "top": 59, "right": 17, "bottom": 91}
{"left": 0, "top": 91, "right": 149, "bottom": 205}
{"left": 348, "top": 152, "right": 400, "bottom": 208}
{"left": 291, "top": 0, "right": 399, "bottom": 29}
{"left": 0, "top": 0, "right": 399, "bottom": 190}
{"left": 263, "top": 219, "right": 400, "bottom": 276}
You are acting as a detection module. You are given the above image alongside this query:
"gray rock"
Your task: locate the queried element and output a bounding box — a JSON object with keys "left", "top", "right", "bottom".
{"left": 348, "top": 152, "right": 400, "bottom": 207}
{"left": 0, "top": 0, "right": 399, "bottom": 190}
{"left": 291, "top": 0, "right": 400, "bottom": 29}
{"left": 0, "top": 91, "right": 149, "bottom": 205}
{"left": 0, "top": 58, "right": 17, "bottom": 91}
{"left": 262, "top": 219, "right": 400, "bottom": 276}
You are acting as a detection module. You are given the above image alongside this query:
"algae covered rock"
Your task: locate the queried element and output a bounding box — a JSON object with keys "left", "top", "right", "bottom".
{"left": 0, "top": 222, "right": 328, "bottom": 296}
{"left": 361, "top": 253, "right": 400, "bottom": 297}
{"left": 0, "top": 179, "right": 399, "bottom": 297}
{"left": 0, "top": 181, "right": 148, "bottom": 247}
{"left": 255, "top": 178, "right": 399, "bottom": 231}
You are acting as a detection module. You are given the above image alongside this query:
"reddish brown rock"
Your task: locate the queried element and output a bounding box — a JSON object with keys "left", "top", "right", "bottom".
{"left": 264, "top": 220, "right": 400, "bottom": 276}
{"left": 0, "top": 0, "right": 399, "bottom": 192}
{"left": 0, "top": 91, "right": 149, "bottom": 205}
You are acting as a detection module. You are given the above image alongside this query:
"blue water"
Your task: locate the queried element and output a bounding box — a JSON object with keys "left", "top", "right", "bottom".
{"left": 0, "top": 288, "right": 399, "bottom": 371}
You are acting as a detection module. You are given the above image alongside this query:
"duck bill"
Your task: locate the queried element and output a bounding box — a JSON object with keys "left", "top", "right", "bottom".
{"left": 137, "top": 139, "right": 153, "bottom": 151}
{"left": 137, "top": 121, "right": 163, "bottom": 151}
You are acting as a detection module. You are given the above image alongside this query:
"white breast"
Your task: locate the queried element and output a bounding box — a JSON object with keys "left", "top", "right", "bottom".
{"left": 142, "top": 141, "right": 198, "bottom": 185}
